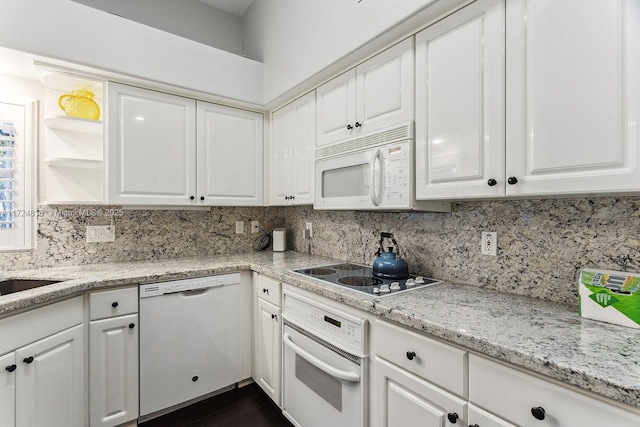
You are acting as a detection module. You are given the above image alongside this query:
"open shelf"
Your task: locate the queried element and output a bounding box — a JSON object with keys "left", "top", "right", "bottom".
{"left": 44, "top": 158, "right": 103, "bottom": 169}
{"left": 44, "top": 115, "right": 103, "bottom": 134}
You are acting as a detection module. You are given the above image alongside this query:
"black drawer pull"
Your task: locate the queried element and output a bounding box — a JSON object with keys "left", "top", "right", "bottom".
{"left": 23, "top": 356, "right": 34, "bottom": 364}
{"left": 406, "top": 351, "right": 416, "bottom": 361}
{"left": 531, "top": 406, "right": 545, "bottom": 420}
{"left": 447, "top": 412, "right": 459, "bottom": 423}
{"left": 112, "top": 301, "right": 119, "bottom": 308}
{"left": 5, "top": 364, "right": 17, "bottom": 373}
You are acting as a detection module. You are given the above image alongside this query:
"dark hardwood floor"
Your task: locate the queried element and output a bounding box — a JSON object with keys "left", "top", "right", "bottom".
{"left": 139, "top": 383, "right": 294, "bottom": 427}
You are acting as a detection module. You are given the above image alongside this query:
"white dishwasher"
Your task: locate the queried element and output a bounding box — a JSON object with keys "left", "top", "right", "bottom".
{"left": 139, "top": 274, "right": 241, "bottom": 419}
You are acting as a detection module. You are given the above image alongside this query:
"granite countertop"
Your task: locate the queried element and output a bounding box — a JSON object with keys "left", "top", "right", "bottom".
{"left": 1, "top": 251, "right": 639, "bottom": 409}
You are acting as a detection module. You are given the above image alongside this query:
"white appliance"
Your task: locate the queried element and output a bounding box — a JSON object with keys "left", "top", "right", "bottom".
{"left": 139, "top": 274, "right": 241, "bottom": 419}
{"left": 272, "top": 228, "right": 286, "bottom": 252}
{"left": 314, "top": 122, "right": 449, "bottom": 212}
{"left": 282, "top": 290, "right": 368, "bottom": 427}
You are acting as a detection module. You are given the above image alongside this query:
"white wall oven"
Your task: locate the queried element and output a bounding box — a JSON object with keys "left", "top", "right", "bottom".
{"left": 282, "top": 290, "right": 368, "bottom": 427}
{"left": 314, "top": 122, "right": 449, "bottom": 212}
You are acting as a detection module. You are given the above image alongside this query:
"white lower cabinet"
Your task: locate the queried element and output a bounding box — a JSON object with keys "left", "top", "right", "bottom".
{"left": 89, "top": 314, "right": 139, "bottom": 427}
{"left": 468, "top": 404, "right": 516, "bottom": 427}
{"left": 253, "top": 274, "right": 282, "bottom": 406}
{"left": 0, "top": 297, "right": 85, "bottom": 427}
{"left": 0, "top": 352, "right": 16, "bottom": 427}
{"left": 375, "top": 358, "right": 467, "bottom": 427}
{"left": 374, "top": 320, "right": 468, "bottom": 427}
{"left": 15, "top": 324, "right": 85, "bottom": 427}
{"left": 469, "top": 354, "right": 640, "bottom": 427}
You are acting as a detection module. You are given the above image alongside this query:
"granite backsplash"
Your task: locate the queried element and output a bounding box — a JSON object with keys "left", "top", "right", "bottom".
{"left": 2, "top": 205, "right": 286, "bottom": 271}
{"left": 284, "top": 197, "right": 640, "bottom": 306}
{"left": 2, "top": 197, "right": 639, "bottom": 306}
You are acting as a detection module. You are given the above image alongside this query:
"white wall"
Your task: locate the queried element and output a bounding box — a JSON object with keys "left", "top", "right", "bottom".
{"left": 2, "top": 0, "right": 263, "bottom": 105}
{"left": 73, "top": 0, "right": 243, "bottom": 55}
{"left": 243, "top": 0, "right": 466, "bottom": 105}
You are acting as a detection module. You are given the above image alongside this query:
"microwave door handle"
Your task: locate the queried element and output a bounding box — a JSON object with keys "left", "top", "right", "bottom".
{"left": 283, "top": 332, "right": 361, "bottom": 383}
{"left": 370, "top": 148, "right": 381, "bottom": 206}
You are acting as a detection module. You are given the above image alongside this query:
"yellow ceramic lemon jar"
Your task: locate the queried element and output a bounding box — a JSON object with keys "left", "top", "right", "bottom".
{"left": 58, "top": 89, "right": 101, "bottom": 120}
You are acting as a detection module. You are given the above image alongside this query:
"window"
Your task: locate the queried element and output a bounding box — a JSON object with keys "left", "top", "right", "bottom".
{"left": 0, "top": 100, "right": 35, "bottom": 251}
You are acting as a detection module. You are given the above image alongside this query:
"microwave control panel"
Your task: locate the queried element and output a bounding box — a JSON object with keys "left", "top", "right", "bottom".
{"left": 381, "top": 141, "right": 411, "bottom": 207}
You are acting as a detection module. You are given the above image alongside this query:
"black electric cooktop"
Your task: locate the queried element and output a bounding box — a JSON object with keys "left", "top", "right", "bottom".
{"left": 293, "top": 263, "right": 439, "bottom": 297}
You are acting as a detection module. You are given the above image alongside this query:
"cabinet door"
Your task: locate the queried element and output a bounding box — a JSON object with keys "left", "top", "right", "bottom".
{"left": 468, "top": 404, "right": 517, "bottom": 427}
{"left": 270, "top": 104, "right": 292, "bottom": 205}
{"left": 255, "top": 298, "right": 281, "bottom": 406}
{"left": 316, "top": 70, "right": 357, "bottom": 147}
{"left": 290, "top": 92, "right": 316, "bottom": 205}
{"left": 107, "top": 83, "right": 197, "bottom": 205}
{"left": 469, "top": 354, "right": 640, "bottom": 427}
{"left": 374, "top": 358, "right": 467, "bottom": 427}
{"left": 0, "top": 352, "right": 16, "bottom": 427}
{"left": 415, "top": 0, "right": 505, "bottom": 200}
{"left": 89, "top": 314, "right": 139, "bottom": 427}
{"left": 15, "top": 324, "right": 84, "bottom": 427}
{"left": 356, "top": 38, "right": 415, "bottom": 135}
{"left": 506, "top": 0, "right": 640, "bottom": 196}
{"left": 197, "top": 102, "right": 264, "bottom": 206}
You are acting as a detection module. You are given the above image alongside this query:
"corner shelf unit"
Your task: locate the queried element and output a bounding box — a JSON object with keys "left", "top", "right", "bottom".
{"left": 40, "top": 69, "right": 105, "bottom": 204}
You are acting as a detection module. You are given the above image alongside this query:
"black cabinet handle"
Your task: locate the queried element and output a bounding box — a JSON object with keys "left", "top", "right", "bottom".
{"left": 190, "top": 195, "right": 195, "bottom": 200}
{"left": 263, "top": 288, "right": 269, "bottom": 294}
{"left": 507, "top": 176, "right": 518, "bottom": 185}
{"left": 23, "top": 356, "right": 34, "bottom": 364}
{"left": 271, "top": 314, "right": 278, "bottom": 320}
{"left": 355, "top": 121, "right": 362, "bottom": 128}
{"left": 112, "top": 301, "right": 119, "bottom": 308}
{"left": 531, "top": 407, "right": 545, "bottom": 420}
{"left": 129, "top": 323, "right": 135, "bottom": 329}
{"left": 192, "top": 376, "right": 198, "bottom": 382}
{"left": 487, "top": 178, "right": 497, "bottom": 186}
{"left": 469, "top": 424, "right": 479, "bottom": 427}
{"left": 406, "top": 351, "right": 416, "bottom": 361}
{"left": 200, "top": 196, "right": 205, "bottom": 201}
{"left": 5, "top": 364, "right": 16, "bottom": 373}
{"left": 347, "top": 124, "right": 353, "bottom": 130}
{"left": 447, "top": 412, "right": 459, "bottom": 423}
{"left": 291, "top": 195, "right": 295, "bottom": 200}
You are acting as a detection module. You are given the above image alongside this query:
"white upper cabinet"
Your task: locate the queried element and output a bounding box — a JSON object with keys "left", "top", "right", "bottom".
{"left": 107, "top": 83, "right": 263, "bottom": 206}
{"left": 316, "top": 38, "right": 414, "bottom": 147}
{"left": 505, "top": 0, "right": 640, "bottom": 196}
{"left": 107, "top": 83, "right": 197, "bottom": 205}
{"left": 356, "top": 38, "right": 415, "bottom": 136}
{"left": 415, "top": 0, "right": 505, "bottom": 200}
{"left": 197, "top": 102, "right": 264, "bottom": 206}
{"left": 417, "top": 0, "right": 640, "bottom": 200}
{"left": 270, "top": 92, "right": 316, "bottom": 206}
{"left": 316, "top": 70, "right": 357, "bottom": 147}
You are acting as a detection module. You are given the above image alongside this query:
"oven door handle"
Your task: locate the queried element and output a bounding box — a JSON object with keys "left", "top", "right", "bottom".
{"left": 283, "top": 332, "right": 360, "bottom": 383}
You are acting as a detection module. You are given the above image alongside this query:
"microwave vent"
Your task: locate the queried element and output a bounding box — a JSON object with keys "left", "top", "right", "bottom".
{"left": 316, "top": 122, "right": 414, "bottom": 159}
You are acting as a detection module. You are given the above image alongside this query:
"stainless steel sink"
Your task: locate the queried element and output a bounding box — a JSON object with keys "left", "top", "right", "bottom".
{"left": 0, "top": 279, "right": 62, "bottom": 296}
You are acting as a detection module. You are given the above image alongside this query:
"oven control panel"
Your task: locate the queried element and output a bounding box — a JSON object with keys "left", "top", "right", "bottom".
{"left": 283, "top": 291, "right": 367, "bottom": 356}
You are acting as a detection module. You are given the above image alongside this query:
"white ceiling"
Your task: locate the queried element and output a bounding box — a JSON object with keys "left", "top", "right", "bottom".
{"left": 198, "top": 0, "right": 255, "bottom": 17}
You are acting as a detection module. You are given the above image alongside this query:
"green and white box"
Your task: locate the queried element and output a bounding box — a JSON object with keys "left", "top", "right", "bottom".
{"left": 579, "top": 269, "right": 640, "bottom": 329}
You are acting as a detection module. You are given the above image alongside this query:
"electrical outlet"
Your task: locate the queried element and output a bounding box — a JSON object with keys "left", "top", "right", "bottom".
{"left": 87, "top": 225, "right": 115, "bottom": 243}
{"left": 305, "top": 222, "right": 313, "bottom": 238}
{"left": 481, "top": 231, "right": 497, "bottom": 256}
{"left": 235, "top": 221, "right": 244, "bottom": 234}
{"left": 251, "top": 220, "right": 260, "bottom": 233}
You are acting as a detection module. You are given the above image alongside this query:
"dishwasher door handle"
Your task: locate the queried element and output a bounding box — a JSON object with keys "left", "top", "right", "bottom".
{"left": 162, "top": 283, "right": 226, "bottom": 297}
{"left": 283, "top": 332, "right": 360, "bottom": 383}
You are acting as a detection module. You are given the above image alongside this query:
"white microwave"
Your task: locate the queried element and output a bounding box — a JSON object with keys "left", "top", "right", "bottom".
{"left": 315, "top": 122, "right": 450, "bottom": 212}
